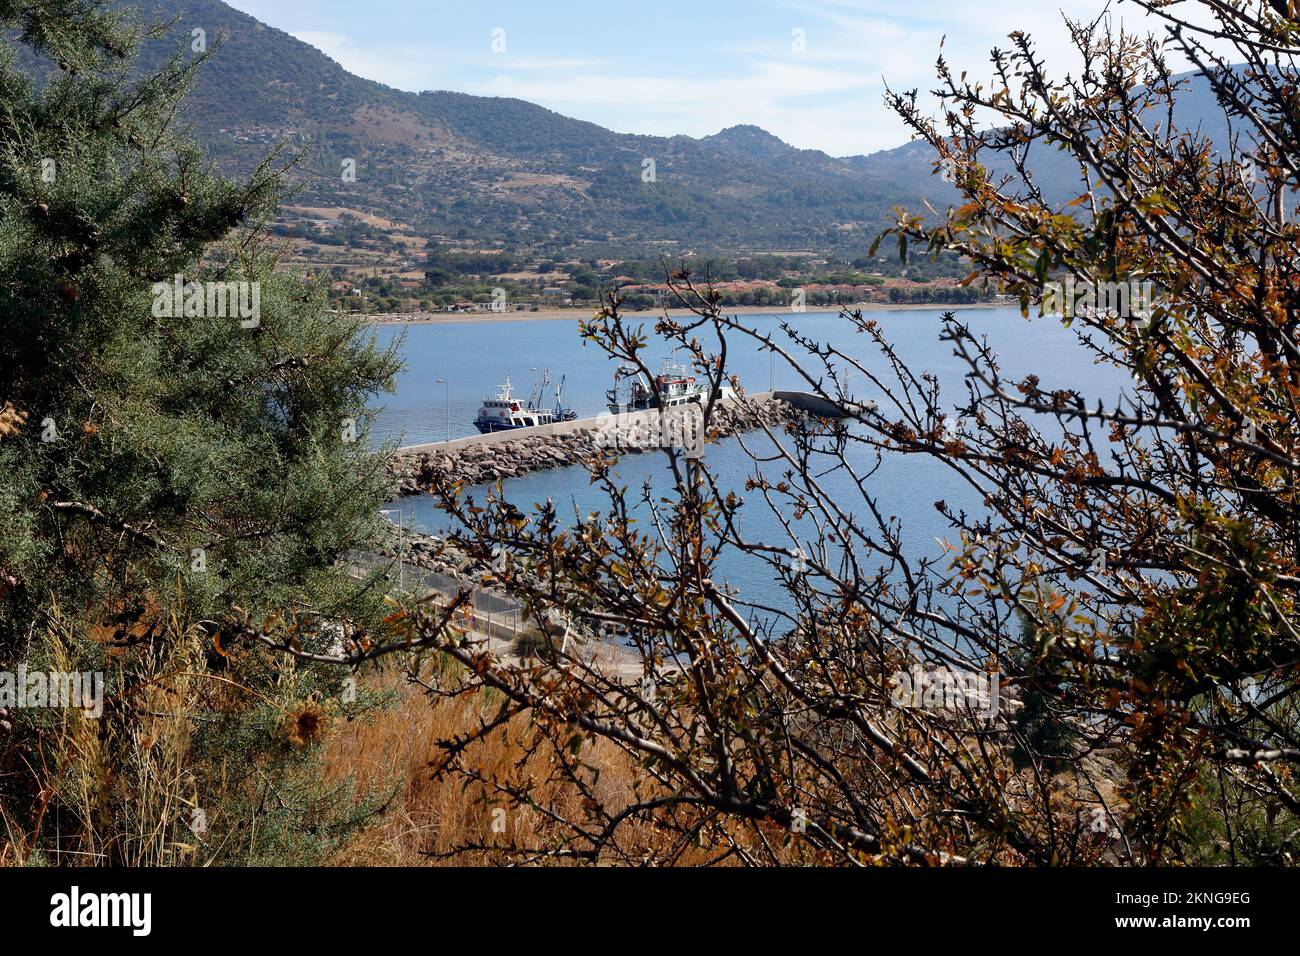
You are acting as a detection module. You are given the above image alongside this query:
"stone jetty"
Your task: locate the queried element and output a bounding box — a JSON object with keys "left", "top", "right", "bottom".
{"left": 386, "top": 393, "right": 796, "bottom": 497}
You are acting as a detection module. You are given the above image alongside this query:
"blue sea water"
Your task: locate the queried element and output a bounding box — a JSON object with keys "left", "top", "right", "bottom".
{"left": 370, "top": 307, "right": 1131, "bottom": 608}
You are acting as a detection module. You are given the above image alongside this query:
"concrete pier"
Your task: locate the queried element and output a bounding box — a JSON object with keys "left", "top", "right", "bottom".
{"left": 395, "top": 391, "right": 778, "bottom": 456}
{"left": 387, "top": 391, "right": 798, "bottom": 495}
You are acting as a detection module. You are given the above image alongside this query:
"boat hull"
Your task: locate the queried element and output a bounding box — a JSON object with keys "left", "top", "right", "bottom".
{"left": 474, "top": 418, "right": 538, "bottom": 434}
{"left": 473, "top": 372, "right": 573, "bottom": 434}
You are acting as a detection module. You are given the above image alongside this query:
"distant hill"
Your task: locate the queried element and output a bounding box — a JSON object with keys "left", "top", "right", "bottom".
{"left": 10, "top": 0, "right": 1252, "bottom": 257}
{"left": 9, "top": 0, "right": 956, "bottom": 254}
{"left": 850, "top": 67, "right": 1258, "bottom": 209}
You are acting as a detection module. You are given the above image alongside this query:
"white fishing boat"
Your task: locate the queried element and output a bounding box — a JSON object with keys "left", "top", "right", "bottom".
{"left": 606, "top": 358, "right": 715, "bottom": 414}
{"left": 473, "top": 370, "right": 576, "bottom": 433}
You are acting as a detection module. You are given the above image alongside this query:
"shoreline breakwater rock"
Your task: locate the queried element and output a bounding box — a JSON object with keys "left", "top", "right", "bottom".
{"left": 386, "top": 397, "right": 796, "bottom": 498}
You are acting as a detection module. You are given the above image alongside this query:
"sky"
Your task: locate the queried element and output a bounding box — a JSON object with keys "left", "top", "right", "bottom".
{"left": 224, "top": 0, "right": 1179, "bottom": 157}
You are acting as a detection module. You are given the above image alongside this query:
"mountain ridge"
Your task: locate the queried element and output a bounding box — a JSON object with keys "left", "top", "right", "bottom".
{"left": 14, "top": 0, "right": 1241, "bottom": 259}
{"left": 79, "top": 0, "right": 945, "bottom": 254}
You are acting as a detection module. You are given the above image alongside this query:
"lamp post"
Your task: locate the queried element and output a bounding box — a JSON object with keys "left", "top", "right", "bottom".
{"left": 435, "top": 377, "right": 449, "bottom": 443}
{"left": 379, "top": 508, "right": 406, "bottom": 592}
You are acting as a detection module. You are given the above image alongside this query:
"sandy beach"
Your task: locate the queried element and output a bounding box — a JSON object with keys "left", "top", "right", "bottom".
{"left": 362, "top": 300, "right": 1009, "bottom": 326}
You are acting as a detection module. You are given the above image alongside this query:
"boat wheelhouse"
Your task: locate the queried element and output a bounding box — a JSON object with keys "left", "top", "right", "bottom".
{"left": 473, "top": 372, "right": 577, "bottom": 434}
{"left": 607, "top": 359, "right": 713, "bottom": 414}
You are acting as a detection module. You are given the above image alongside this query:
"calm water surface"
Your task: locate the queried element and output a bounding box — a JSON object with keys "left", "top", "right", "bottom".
{"left": 371, "top": 307, "right": 1130, "bottom": 606}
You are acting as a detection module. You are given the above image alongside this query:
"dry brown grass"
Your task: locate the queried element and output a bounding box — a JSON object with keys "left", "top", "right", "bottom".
{"left": 0, "top": 613, "right": 227, "bottom": 867}
{"left": 322, "top": 665, "right": 779, "bottom": 866}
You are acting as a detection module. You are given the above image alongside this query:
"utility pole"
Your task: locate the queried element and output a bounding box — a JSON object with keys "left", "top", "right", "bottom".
{"left": 379, "top": 508, "right": 407, "bottom": 592}
{"left": 436, "top": 377, "right": 450, "bottom": 442}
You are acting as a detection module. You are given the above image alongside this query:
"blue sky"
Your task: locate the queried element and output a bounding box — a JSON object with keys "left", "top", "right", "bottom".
{"left": 225, "top": 0, "right": 1167, "bottom": 156}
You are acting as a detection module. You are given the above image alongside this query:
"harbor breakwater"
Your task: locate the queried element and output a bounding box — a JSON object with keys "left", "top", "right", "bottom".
{"left": 386, "top": 392, "right": 797, "bottom": 497}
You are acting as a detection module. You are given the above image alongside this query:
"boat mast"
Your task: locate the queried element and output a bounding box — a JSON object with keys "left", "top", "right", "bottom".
{"left": 528, "top": 368, "right": 552, "bottom": 411}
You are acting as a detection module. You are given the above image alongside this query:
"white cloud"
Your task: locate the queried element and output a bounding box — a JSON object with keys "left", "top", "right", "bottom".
{"left": 474, "top": 60, "right": 887, "bottom": 155}
{"left": 464, "top": 0, "right": 1185, "bottom": 155}
{"left": 291, "top": 30, "right": 439, "bottom": 92}
{"left": 254, "top": 1, "right": 1219, "bottom": 155}
{"left": 494, "top": 57, "right": 602, "bottom": 72}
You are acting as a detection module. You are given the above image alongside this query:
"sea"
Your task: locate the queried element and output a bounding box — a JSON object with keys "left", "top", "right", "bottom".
{"left": 370, "top": 306, "right": 1131, "bottom": 610}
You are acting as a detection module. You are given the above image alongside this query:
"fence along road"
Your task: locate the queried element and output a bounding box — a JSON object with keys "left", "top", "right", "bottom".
{"left": 350, "top": 550, "right": 645, "bottom": 679}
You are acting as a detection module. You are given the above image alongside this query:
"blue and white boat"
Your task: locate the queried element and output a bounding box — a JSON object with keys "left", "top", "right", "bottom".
{"left": 473, "top": 371, "right": 576, "bottom": 434}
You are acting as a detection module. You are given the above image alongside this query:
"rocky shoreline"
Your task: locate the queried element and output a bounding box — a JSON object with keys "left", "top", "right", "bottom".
{"left": 372, "top": 521, "right": 474, "bottom": 578}
{"left": 386, "top": 397, "right": 796, "bottom": 497}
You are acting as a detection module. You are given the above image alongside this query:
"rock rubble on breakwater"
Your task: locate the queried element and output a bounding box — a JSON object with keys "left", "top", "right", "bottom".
{"left": 373, "top": 522, "right": 476, "bottom": 578}
{"left": 386, "top": 397, "right": 797, "bottom": 498}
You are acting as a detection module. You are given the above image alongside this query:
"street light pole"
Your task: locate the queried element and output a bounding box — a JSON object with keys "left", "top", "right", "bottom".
{"left": 435, "top": 377, "right": 449, "bottom": 443}
{"left": 379, "top": 508, "right": 406, "bottom": 592}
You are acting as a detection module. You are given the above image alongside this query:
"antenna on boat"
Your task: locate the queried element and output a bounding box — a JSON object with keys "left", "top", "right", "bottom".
{"left": 529, "top": 367, "right": 554, "bottom": 412}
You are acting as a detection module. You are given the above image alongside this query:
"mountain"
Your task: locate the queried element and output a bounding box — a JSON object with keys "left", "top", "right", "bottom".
{"left": 12, "top": 0, "right": 953, "bottom": 255}
{"left": 12, "top": 0, "right": 1247, "bottom": 260}
{"left": 850, "top": 67, "right": 1262, "bottom": 209}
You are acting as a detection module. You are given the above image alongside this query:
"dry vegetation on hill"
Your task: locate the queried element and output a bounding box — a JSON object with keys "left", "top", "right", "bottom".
{"left": 323, "top": 666, "right": 805, "bottom": 866}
